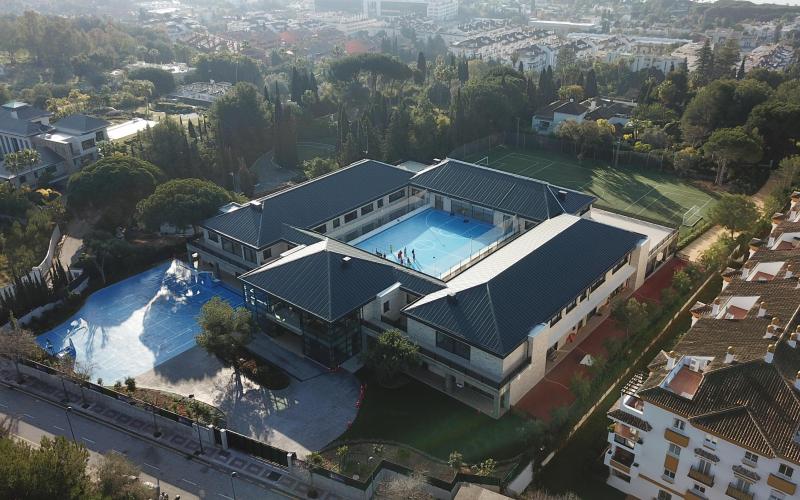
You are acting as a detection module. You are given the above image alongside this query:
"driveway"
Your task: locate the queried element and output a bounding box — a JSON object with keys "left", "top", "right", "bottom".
{"left": 135, "top": 345, "right": 360, "bottom": 455}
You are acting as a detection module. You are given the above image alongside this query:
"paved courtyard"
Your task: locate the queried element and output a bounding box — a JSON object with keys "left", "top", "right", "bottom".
{"left": 136, "top": 344, "right": 360, "bottom": 455}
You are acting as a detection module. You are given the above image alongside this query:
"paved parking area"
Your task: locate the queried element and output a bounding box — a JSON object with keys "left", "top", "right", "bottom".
{"left": 136, "top": 344, "right": 360, "bottom": 454}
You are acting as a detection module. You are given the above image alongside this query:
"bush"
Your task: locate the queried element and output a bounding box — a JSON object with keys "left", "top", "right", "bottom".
{"left": 124, "top": 377, "right": 136, "bottom": 392}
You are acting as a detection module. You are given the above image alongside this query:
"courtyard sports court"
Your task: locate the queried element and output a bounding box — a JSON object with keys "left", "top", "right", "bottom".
{"left": 37, "top": 260, "right": 243, "bottom": 383}
{"left": 466, "top": 146, "right": 718, "bottom": 232}
{"left": 353, "top": 208, "right": 506, "bottom": 278}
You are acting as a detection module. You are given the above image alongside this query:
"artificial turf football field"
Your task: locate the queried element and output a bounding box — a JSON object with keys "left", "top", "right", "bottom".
{"left": 465, "top": 145, "right": 718, "bottom": 231}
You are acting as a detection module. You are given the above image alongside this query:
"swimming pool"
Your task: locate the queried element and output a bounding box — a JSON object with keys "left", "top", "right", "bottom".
{"left": 353, "top": 208, "right": 505, "bottom": 277}
{"left": 37, "top": 260, "right": 243, "bottom": 383}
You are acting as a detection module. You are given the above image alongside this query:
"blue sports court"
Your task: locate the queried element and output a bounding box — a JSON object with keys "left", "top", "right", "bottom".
{"left": 37, "top": 260, "right": 243, "bottom": 383}
{"left": 354, "top": 208, "right": 505, "bottom": 278}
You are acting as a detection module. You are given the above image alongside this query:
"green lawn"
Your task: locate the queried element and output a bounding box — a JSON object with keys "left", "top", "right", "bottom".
{"left": 339, "top": 370, "right": 542, "bottom": 463}
{"left": 466, "top": 146, "right": 718, "bottom": 233}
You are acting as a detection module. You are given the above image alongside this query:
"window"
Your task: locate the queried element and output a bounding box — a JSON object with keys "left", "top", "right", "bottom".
{"left": 667, "top": 443, "right": 681, "bottom": 457}
{"left": 410, "top": 187, "right": 421, "bottom": 196}
{"left": 778, "top": 463, "right": 794, "bottom": 479}
{"left": 95, "top": 131, "right": 105, "bottom": 142}
{"left": 769, "top": 491, "right": 786, "bottom": 500}
{"left": 313, "top": 224, "right": 327, "bottom": 234}
{"left": 360, "top": 203, "right": 374, "bottom": 216}
{"left": 376, "top": 198, "right": 384, "bottom": 208}
{"left": 243, "top": 247, "right": 256, "bottom": 263}
{"left": 332, "top": 218, "right": 340, "bottom": 229}
{"left": 565, "top": 299, "right": 577, "bottom": 314}
{"left": 80, "top": 138, "right": 96, "bottom": 150}
{"left": 591, "top": 275, "right": 606, "bottom": 291}
{"left": 221, "top": 237, "right": 242, "bottom": 257}
{"left": 703, "top": 435, "right": 717, "bottom": 450}
{"left": 692, "top": 484, "right": 706, "bottom": 494}
{"left": 696, "top": 459, "right": 712, "bottom": 475}
{"left": 743, "top": 451, "right": 758, "bottom": 466}
{"left": 672, "top": 418, "right": 686, "bottom": 432}
{"left": 734, "top": 478, "right": 752, "bottom": 494}
{"left": 613, "top": 258, "right": 627, "bottom": 273}
{"left": 657, "top": 491, "right": 672, "bottom": 500}
{"left": 388, "top": 189, "right": 405, "bottom": 203}
{"left": 207, "top": 230, "right": 219, "bottom": 243}
{"left": 344, "top": 211, "right": 357, "bottom": 223}
{"left": 382, "top": 301, "right": 390, "bottom": 313}
{"left": 263, "top": 248, "right": 272, "bottom": 260}
{"left": 550, "top": 311, "right": 562, "bottom": 327}
{"left": 662, "top": 469, "right": 675, "bottom": 482}
{"left": 436, "top": 331, "right": 470, "bottom": 360}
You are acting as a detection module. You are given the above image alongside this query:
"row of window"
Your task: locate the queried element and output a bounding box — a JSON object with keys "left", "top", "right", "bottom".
{"left": 549, "top": 255, "right": 629, "bottom": 328}
{"left": 436, "top": 331, "right": 470, "bottom": 360}
{"left": 670, "top": 417, "right": 795, "bottom": 479}
{"left": 315, "top": 189, "right": 406, "bottom": 235}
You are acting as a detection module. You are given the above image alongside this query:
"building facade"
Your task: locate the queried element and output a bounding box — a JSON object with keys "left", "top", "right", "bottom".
{"left": 604, "top": 191, "right": 800, "bottom": 500}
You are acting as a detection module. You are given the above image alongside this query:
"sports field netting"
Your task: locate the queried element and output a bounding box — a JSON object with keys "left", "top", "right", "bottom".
{"left": 465, "top": 146, "right": 718, "bottom": 232}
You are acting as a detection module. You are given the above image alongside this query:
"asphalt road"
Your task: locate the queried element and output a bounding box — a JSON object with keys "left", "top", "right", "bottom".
{"left": 0, "top": 384, "right": 293, "bottom": 500}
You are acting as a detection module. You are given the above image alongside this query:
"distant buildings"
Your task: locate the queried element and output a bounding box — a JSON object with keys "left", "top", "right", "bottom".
{"left": 532, "top": 97, "right": 636, "bottom": 133}
{"left": 744, "top": 44, "right": 797, "bottom": 73}
{"left": 0, "top": 101, "right": 110, "bottom": 187}
{"left": 168, "top": 81, "right": 233, "bottom": 107}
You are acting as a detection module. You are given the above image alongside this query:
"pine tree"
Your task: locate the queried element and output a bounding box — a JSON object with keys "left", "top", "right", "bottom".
{"left": 693, "top": 39, "right": 714, "bottom": 87}
{"left": 290, "top": 66, "right": 301, "bottom": 102}
{"left": 518, "top": 60, "right": 524, "bottom": 73}
{"left": 417, "top": 52, "right": 427, "bottom": 82}
{"left": 263, "top": 84, "right": 270, "bottom": 103}
{"left": 584, "top": 68, "right": 598, "bottom": 98}
{"left": 737, "top": 58, "right": 746, "bottom": 80}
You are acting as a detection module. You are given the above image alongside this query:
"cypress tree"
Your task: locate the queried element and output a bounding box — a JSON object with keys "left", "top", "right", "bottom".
{"left": 736, "top": 58, "right": 746, "bottom": 80}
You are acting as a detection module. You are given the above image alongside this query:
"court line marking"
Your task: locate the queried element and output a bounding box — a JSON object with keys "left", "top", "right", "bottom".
{"left": 82, "top": 437, "right": 96, "bottom": 444}
{"left": 53, "top": 425, "right": 65, "bottom": 431}
{"left": 182, "top": 478, "right": 198, "bottom": 486}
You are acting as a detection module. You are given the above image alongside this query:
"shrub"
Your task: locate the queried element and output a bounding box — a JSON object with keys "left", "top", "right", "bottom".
{"left": 124, "top": 377, "right": 136, "bottom": 392}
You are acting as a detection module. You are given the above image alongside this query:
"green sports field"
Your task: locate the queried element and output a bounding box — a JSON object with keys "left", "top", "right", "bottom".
{"left": 465, "top": 146, "right": 718, "bottom": 230}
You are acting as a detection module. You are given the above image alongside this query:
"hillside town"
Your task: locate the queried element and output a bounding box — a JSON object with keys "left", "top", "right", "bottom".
{"left": 1, "top": 0, "right": 800, "bottom": 499}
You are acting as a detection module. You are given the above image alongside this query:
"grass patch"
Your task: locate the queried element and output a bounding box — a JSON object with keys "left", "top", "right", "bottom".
{"left": 339, "top": 370, "right": 541, "bottom": 463}
{"left": 297, "top": 141, "right": 335, "bottom": 163}
{"left": 466, "top": 146, "right": 719, "bottom": 236}
{"left": 110, "top": 385, "right": 226, "bottom": 427}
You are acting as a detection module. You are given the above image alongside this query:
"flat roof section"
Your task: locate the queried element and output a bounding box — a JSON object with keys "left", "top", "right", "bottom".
{"left": 588, "top": 208, "right": 675, "bottom": 250}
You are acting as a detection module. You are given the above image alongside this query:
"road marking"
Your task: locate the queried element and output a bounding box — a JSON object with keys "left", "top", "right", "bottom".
{"left": 22, "top": 413, "right": 36, "bottom": 419}
{"left": 217, "top": 494, "right": 233, "bottom": 499}
{"left": 53, "top": 425, "right": 65, "bottom": 431}
{"left": 82, "top": 437, "right": 96, "bottom": 444}
{"left": 181, "top": 479, "right": 198, "bottom": 486}
{"left": 0, "top": 401, "right": 7, "bottom": 408}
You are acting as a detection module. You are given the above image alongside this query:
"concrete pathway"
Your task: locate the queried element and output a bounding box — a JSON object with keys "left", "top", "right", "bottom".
{"left": 58, "top": 218, "right": 92, "bottom": 268}
{"left": 135, "top": 346, "right": 360, "bottom": 455}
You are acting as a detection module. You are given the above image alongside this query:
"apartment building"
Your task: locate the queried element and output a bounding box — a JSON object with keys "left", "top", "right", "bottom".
{"left": 605, "top": 191, "right": 800, "bottom": 500}
{"left": 190, "top": 157, "right": 677, "bottom": 417}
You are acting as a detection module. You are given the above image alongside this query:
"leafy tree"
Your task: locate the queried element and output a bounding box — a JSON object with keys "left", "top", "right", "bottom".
{"left": 138, "top": 118, "right": 211, "bottom": 179}
{"left": 0, "top": 315, "right": 41, "bottom": 380}
{"left": 82, "top": 230, "right": 133, "bottom": 284}
{"left": 362, "top": 329, "right": 420, "bottom": 386}
{"left": 303, "top": 157, "right": 339, "bottom": 179}
{"left": 127, "top": 67, "right": 175, "bottom": 96}
{"left": 67, "top": 154, "right": 163, "bottom": 226}
{"left": 448, "top": 451, "right": 463, "bottom": 470}
{"left": 709, "top": 194, "right": 759, "bottom": 237}
{"left": 196, "top": 296, "right": 254, "bottom": 380}
{"left": 3, "top": 148, "right": 40, "bottom": 173}
{"left": 746, "top": 100, "right": 800, "bottom": 161}
{"left": 558, "top": 84, "right": 584, "bottom": 100}
{"left": 681, "top": 79, "right": 770, "bottom": 145}
{"left": 94, "top": 451, "right": 150, "bottom": 500}
{"left": 556, "top": 119, "right": 614, "bottom": 158}
{"left": 612, "top": 298, "right": 651, "bottom": 337}
{"left": 713, "top": 38, "right": 740, "bottom": 80}
{"left": 193, "top": 53, "right": 262, "bottom": 85}
{"left": 702, "top": 126, "right": 763, "bottom": 185}
{"left": 136, "top": 178, "right": 235, "bottom": 233}
{"left": 211, "top": 82, "right": 271, "bottom": 166}
{"left": 632, "top": 103, "right": 678, "bottom": 123}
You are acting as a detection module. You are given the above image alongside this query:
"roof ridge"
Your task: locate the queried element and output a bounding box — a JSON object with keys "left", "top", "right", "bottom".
{"left": 484, "top": 282, "right": 503, "bottom": 353}
{"left": 745, "top": 406, "right": 779, "bottom": 457}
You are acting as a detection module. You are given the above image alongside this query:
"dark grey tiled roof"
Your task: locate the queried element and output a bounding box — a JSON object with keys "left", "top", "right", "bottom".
{"left": 0, "top": 102, "right": 51, "bottom": 121}
{"left": 608, "top": 408, "right": 652, "bottom": 431}
{"left": 404, "top": 218, "right": 644, "bottom": 357}
{"left": 0, "top": 115, "right": 50, "bottom": 136}
{"left": 52, "top": 114, "right": 111, "bottom": 133}
{"left": 410, "top": 159, "right": 595, "bottom": 222}
{"left": 203, "top": 159, "right": 415, "bottom": 247}
{"left": 240, "top": 238, "right": 445, "bottom": 322}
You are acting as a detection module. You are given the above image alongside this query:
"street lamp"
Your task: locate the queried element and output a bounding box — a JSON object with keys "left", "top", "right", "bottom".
{"left": 150, "top": 404, "right": 161, "bottom": 438}
{"left": 64, "top": 406, "right": 77, "bottom": 443}
{"left": 229, "top": 471, "right": 238, "bottom": 500}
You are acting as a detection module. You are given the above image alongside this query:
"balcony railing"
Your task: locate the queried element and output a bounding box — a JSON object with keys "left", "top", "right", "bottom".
{"left": 613, "top": 434, "right": 636, "bottom": 450}
{"left": 188, "top": 240, "right": 251, "bottom": 271}
{"left": 688, "top": 466, "right": 715, "bottom": 487}
{"left": 725, "top": 483, "right": 754, "bottom": 500}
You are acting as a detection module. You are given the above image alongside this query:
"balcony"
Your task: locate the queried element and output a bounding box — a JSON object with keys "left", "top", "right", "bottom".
{"left": 725, "top": 483, "right": 754, "bottom": 500}
{"left": 609, "top": 447, "right": 635, "bottom": 474}
{"left": 664, "top": 427, "right": 690, "bottom": 447}
{"left": 767, "top": 473, "right": 797, "bottom": 495}
{"left": 688, "top": 466, "right": 715, "bottom": 487}
{"left": 685, "top": 490, "right": 706, "bottom": 500}
{"left": 611, "top": 422, "right": 640, "bottom": 450}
